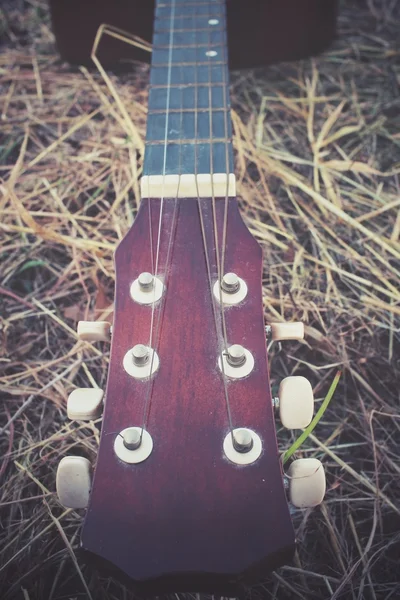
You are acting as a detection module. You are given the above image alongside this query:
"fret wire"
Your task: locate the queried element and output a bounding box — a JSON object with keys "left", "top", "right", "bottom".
{"left": 154, "top": 27, "right": 224, "bottom": 32}
{"left": 153, "top": 43, "right": 224, "bottom": 49}
{"left": 146, "top": 138, "right": 231, "bottom": 145}
{"left": 148, "top": 107, "right": 230, "bottom": 114}
{"left": 155, "top": 4, "right": 225, "bottom": 11}
{"left": 156, "top": 2, "right": 225, "bottom": 7}
{"left": 158, "top": 1, "right": 224, "bottom": 5}
{"left": 149, "top": 82, "right": 226, "bottom": 89}
{"left": 155, "top": 14, "right": 224, "bottom": 21}
{"left": 151, "top": 61, "right": 225, "bottom": 67}
{"left": 158, "top": 1, "right": 225, "bottom": 3}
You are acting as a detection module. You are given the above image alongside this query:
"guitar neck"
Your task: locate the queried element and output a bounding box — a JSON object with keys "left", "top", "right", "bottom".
{"left": 142, "top": 0, "right": 235, "bottom": 198}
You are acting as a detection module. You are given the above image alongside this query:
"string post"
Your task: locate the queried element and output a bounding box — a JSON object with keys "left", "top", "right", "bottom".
{"left": 232, "top": 428, "right": 254, "bottom": 454}
{"left": 138, "top": 272, "right": 155, "bottom": 292}
{"left": 122, "top": 428, "right": 142, "bottom": 451}
{"left": 131, "top": 344, "right": 150, "bottom": 366}
{"left": 226, "top": 344, "right": 247, "bottom": 367}
{"left": 221, "top": 272, "right": 240, "bottom": 294}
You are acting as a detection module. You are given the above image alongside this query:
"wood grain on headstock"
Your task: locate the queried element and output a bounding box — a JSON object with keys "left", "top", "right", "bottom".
{"left": 81, "top": 197, "right": 295, "bottom": 595}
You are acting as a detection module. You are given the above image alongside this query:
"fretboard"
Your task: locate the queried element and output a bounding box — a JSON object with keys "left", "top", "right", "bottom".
{"left": 142, "top": 0, "right": 235, "bottom": 198}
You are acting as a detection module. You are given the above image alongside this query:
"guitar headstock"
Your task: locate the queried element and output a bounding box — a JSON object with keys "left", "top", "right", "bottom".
{"left": 56, "top": 197, "right": 325, "bottom": 596}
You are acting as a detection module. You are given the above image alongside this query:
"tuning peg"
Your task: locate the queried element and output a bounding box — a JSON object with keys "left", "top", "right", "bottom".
{"left": 77, "top": 321, "right": 111, "bottom": 342}
{"left": 67, "top": 388, "right": 104, "bottom": 420}
{"left": 266, "top": 322, "right": 304, "bottom": 342}
{"left": 275, "top": 376, "right": 313, "bottom": 429}
{"left": 56, "top": 456, "right": 92, "bottom": 509}
{"left": 287, "top": 458, "right": 326, "bottom": 508}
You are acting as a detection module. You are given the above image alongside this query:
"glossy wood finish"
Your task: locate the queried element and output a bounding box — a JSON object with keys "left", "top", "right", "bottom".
{"left": 81, "top": 197, "right": 295, "bottom": 595}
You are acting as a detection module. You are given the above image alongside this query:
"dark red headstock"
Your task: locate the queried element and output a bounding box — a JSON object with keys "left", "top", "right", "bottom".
{"left": 57, "top": 196, "right": 325, "bottom": 596}
{"left": 78, "top": 197, "right": 294, "bottom": 594}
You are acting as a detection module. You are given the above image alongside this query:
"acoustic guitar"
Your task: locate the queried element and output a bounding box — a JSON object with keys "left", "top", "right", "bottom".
{"left": 55, "top": 0, "right": 328, "bottom": 595}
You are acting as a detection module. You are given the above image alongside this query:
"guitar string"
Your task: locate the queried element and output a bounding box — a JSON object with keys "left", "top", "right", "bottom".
{"left": 141, "top": 0, "right": 189, "bottom": 434}
{"left": 140, "top": 0, "right": 180, "bottom": 440}
{"left": 210, "top": 0, "right": 236, "bottom": 438}
{"left": 212, "top": 0, "right": 230, "bottom": 352}
{"left": 196, "top": 0, "right": 234, "bottom": 436}
{"left": 220, "top": 0, "right": 231, "bottom": 322}
{"left": 218, "top": 0, "right": 236, "bottom": 441}
{"left": 140, "top": 197, "right": 179, "bottom": 437}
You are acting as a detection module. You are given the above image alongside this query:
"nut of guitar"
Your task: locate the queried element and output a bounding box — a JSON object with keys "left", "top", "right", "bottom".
{"left": 278, "top": 376, "right": 314, "bottom": 429}
{"left": 287, "top": 458, "right": 326, "bottom": 508}
{"left": 77, "top": 321, "right": 111, "bottom": 342}
{"left": 56, "top": 456, "right": 92, "bottom": 509}
{"left": 67, "top": 388, "right": 104, "bottom": 421}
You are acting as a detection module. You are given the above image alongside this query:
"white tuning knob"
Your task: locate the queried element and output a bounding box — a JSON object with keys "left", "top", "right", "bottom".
{"left": 287, "top": 458, "right": 326, "bottom": 508}
{"left": 278, "top": 376, "right": 314, "bottom": 429}
{"left": 67, "top": 388, "right": 104, "bottom": 420}
{"left": 56, "top": 456, "right": 92, "bottom": 509}
{"left": 77, "top": 321, "right": 111, "bottom": 342}
{"left": 267, "top": 322, "right": 304, "bottom": 341}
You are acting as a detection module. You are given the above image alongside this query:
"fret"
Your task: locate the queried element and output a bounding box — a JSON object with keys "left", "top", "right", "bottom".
{"left": 146, "top": 111, "right": 232, "bottom": 141}
{"left": 153, "top": 42, "right": 224, "bottom": 49}
{"left": 156, "top": 8, "right": 225, "bottom": 19}
{"left": 152, "top": 48, "right": 225, "bottom": 65}
{"left": 153, "top": 30, "right": 225, "bottom": 45}
{"left": 146, "top": 138, "right": 231, "bottom": 145}
{"left": 155, "top": 17, "right": 224, "bottom": 31}
{"left": 155, "top": 3, "right": 225, "bottom": 14}
{"left": 143, "top": 142, "right": 233, "bottom": 176}
{"left": 148, "top": 85, "right": 226, "bottom": 110}
{"left": 158, "top": 0, "right": 225, "bottom": 4}
{"left": 151, "top": 62, "right": 226, "bottom": 68}
{"left": 150, "top": 64, "right": 227, "bottom": 85}
{"left": 156, "top": 3, "right": 225, "bottom": 15}
{"left": 148, "top": 107, "right": 229, "bottom": 114}
{"left": 155, "top": 14, "right": 224, "bottom": 23}
{"left": 149, "top": 82, "right": 226, "bottom": 89}
{"left": 147, "top": 112, "right": 194, "bottom": 141}
{"left": 153, "top": 27, "right": 225, "bottom": 33}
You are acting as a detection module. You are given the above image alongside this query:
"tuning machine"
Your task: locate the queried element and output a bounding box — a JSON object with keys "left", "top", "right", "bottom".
{"left": 266, "top": 322, "right": 304, "bottom": 342}
{"left": 56, "top": 387, "right": 102, "bottom": 507}
{"left": 56, "top": 321, "right": 109, "bottom": 508}
{"left": 266, "top": 322, "right": 326, "bottom": 507}
{"left": 77, "top": 321, "right": 111, "bottom": 342}
{"left": 67, "top": 388, "right": 104, "bottom": 420}
{"left": 56, "top": 456, "right": 92, "bottom": 509}
{"left": 273, "top": 376, "right": 314, "bottom": 429}
{"left": 272, "top": 373, "right": 325, "bottom": 507}
{"left": 285, "top": 458, "right": 326, "bottom": 508}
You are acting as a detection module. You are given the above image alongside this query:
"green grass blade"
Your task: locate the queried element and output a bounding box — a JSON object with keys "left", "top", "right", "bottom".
{"left": 17, "top": 260, "right": 48, "bottom": 274}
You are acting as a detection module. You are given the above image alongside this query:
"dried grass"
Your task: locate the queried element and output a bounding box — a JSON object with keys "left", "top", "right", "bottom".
{"left": 1, "top": 1, "right": 400, "bottom": 599}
